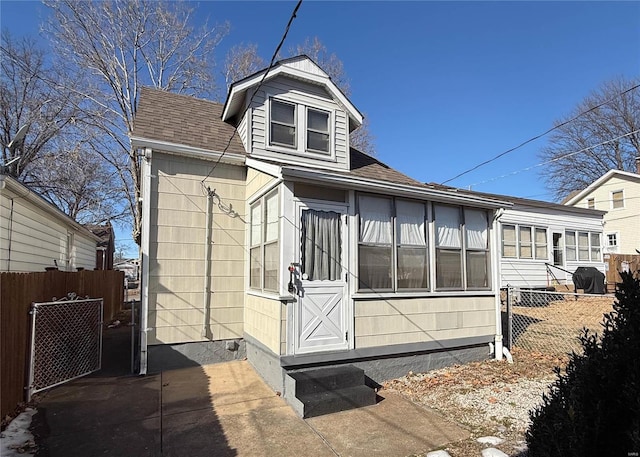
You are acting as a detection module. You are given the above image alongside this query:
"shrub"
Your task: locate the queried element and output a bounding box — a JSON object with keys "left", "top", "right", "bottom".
{"left": 526, "top": 272, "right": 640, "bottom": 456}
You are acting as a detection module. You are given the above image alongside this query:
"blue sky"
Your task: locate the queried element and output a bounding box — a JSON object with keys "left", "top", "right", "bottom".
{"left": 2, "top": 1, "right": 639, "bottom": 256}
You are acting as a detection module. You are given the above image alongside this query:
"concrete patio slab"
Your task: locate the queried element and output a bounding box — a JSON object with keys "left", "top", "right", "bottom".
{"left": 307, "top": 390, "right": 470, "bottom": 457}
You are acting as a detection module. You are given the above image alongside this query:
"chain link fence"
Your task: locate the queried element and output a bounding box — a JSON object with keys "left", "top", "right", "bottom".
{"left": 502, "top": 287, "right": 615, "bottom": 356}
{"left": 28, "top": 298, "right": 103, "bottom": 400}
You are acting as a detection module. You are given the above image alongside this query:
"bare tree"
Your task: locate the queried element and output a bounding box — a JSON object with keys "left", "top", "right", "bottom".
{"left": 0, "top": 32, "right": 77, "bottom": 177}
{"left": 43, "top": 0, "right": 230, "bottom": 244}
{"left": 539, "top": 76, "right": 640, "bottom": 201}
{"left": 224, "top": 43, "right": 264, "bottom": 91}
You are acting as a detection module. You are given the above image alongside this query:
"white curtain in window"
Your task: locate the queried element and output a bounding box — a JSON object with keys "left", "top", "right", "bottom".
{"left": 265, "top": 193, "right": 278, "bottom": 242}
{"left": 359, "top": 195, "right": 392, "bottom": 244}
{"left": 396, "top": 200, "right": 426, "bottom": 246}
{"left": 302, "top": 210, "right": 341, "bottom": 281}
{"left": 435, "top": 205, "right": 461, "bottom": 248}
{"left": 465, "top": 209, "right": 488, "bottom": 249}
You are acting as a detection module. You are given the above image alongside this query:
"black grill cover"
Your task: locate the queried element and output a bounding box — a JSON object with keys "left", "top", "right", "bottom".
{"left": 572, "top": 267, "right": 606, "bottom": 294}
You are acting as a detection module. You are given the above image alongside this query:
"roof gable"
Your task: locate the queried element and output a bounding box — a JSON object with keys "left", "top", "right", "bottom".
{"left": 564, "top": 169, "right": 640, "bottom": 205}
{"left": 222, "top": 55, "right": 363, "bottom": 131}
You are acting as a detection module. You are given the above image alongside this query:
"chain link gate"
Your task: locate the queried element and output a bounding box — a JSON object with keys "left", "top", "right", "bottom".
{"left": 502, "top": 287, "right": 615, "bottom": 356}
{"left": 27, "top": 298, "right": 103, "bottom": 400}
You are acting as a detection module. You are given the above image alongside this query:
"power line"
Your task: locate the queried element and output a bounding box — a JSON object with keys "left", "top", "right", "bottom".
{"left": 468, "top": 130, "right": 640, "bottom": 187}
{"left": 441, "top": 83, "right": 640, "bottom": 185}
{"left": 201, "top": 0, "right": 303, "bottom": 186}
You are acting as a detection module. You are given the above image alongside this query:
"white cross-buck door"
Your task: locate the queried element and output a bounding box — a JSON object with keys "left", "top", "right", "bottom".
{"left": 294, "top": 203, "right": 349, "bottom": 354}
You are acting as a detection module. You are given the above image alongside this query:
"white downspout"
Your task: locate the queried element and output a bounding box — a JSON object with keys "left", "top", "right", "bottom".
{"left": 139, "top": 147, "right": 152, "bottom": 375}
{"left": 202, "top": 187, "right": 213, "bottom": 338}
{"left": 492, "top": 209, "right": 504, "bottom": 360}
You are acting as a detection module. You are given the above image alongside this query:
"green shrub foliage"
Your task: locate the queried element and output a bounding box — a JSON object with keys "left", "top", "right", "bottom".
{"left": 526, "top": 272, "right": 640, "bottom": 456}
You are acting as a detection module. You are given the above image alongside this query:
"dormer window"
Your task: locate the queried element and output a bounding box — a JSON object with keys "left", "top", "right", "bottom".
{"left": 267, "top": 95, "right": 334, "bottom": 159}
{"left": 270, "top": 99, "right": 296, "bottom": 148}
{"left": 307, "top": 108, "right": 330, "bottom": 153}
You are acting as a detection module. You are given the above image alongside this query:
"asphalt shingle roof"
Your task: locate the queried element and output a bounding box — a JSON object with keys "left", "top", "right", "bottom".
{"left": 132, "top": 87, "right": 245, "bottom": 155}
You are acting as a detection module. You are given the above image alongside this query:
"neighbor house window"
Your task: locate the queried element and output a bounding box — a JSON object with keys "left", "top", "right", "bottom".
{"left": 607, "top": 233, "right": 618, "bottom": 247}
{"left": 611, "top": 190, "right": 624, "bottom": 209}
{"left": 502, "top": 225, "right": 517, "bottom": 258}
{"left": 501, "top": 224, "right": 547, "bottom": 260}
{"left": 306, "top": 108, "right": 330, "bottom": 153}
{"left": 587, "top": 198, "right": 595, "bottom": 209}
{"left": 250, "top": 189, "right": 279, "bottom": 292}
{"left": 519, "top": 226, "right": 533, "bottom": 259}
{"left": 565, "top": 230, "right": 601, "bottom": 262}
{"left": 270, "top": 99, "right": 296, "bottom": 148}
{"left": 535, "top": 228, "right": 548, "bottom": 260}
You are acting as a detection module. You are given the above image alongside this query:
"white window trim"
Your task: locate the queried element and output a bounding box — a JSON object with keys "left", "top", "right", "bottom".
{"left": 610, "top": 189, "right": 625, "bottom": 210}
{"left": 266, "top": 94, "right": 336, "bottom": 161}
{"left": 501, "top": 223, "right": 548, "bottom": 261}
{"left": 249, "top": 188, "right": 280, "bottom": 293}
{"left": 305, "top": 106, "right": 332, "bottom": 155}
{"left": 269, "top": 98, "right": 297, "bottom": 150}
{"left": 565, "top": 229, "right": 602, "bottom": 262}
{"left": 586, "top": 197, "right": 595, "bottom": 209}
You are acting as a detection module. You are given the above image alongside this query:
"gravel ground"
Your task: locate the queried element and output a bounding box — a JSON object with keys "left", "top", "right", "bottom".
{"left": 383, "top": 348, "right": 567, "bottom": 456}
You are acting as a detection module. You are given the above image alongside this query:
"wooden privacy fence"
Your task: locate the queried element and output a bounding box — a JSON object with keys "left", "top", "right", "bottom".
{"left": 605, "top": 254, "right": 640, "bottom": 292}
{"left": 0, "top": 269, "right": 124, "bottom": 418}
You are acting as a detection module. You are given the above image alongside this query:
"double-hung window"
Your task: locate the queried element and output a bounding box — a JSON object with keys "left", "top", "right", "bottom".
{"left": 270, "top": 99, "right": 296, "bottom": 148}
{"left": 250, "top": 190, "right": 279, "bottom": 292}
{"left": 465, "top": 209, "right": 490, "bottom": 288}
{"left": 396, "top": 200, "right": 428, "bottom": 289}
{"left": 611, "top": 190, "right": 624, "bottom": 209}
{"left": 435, "top": 205, "right": 463, "bottom": 289}
{"left": 307, "top": 108, "right": 330, "bottom": 153}
{"left": 358, "top": 195, "right": 393, "bottom": 290}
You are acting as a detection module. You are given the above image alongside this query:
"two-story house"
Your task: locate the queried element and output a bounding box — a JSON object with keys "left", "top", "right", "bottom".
{"left": 564, "top": 161, "right": 640, "bottom": 256}
{"left": 131, "top": 56, "right": 513, "bottom": 413}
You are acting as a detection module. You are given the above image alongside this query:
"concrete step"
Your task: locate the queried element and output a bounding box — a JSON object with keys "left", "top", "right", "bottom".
{"left": 288, "top": 365, "right": 365, "bottom": 396}
{"left": 298, "top": 384, "right": 377, "bottom": 418}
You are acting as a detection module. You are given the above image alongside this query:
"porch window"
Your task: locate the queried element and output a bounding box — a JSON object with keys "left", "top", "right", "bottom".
{"left": 301, "top": 209, "right": 341, "bottom": 281}
{"left": 249, "top": 189, "right": 279, "bottom": 292}
{"left": 565, "top": 230, "right": 601, "bottom": 262}
{"left": 435, "top": 205, "right": 462, "bottom": 289}
{"left": 535, "top": 228, "right": 548, "bottom": 260}
{"left": 270, "top": 99, "right": 296, "bottom": 148}
{"left": 306, "top": 108, "right": 330, "bottom": 153}
{"left": 519, "top": 226, "right": 533, "bottom": 259}
{"left": 502, "top": 225, "right": 517, "bottom": 258}
{"left": 358, "top": 195, "right": 393, "bottom": 290}
{"left": 465, "top": 209, "right": 490, "bottom": 288}
{"left": 396, "top": 200, "right": 428, "bottom": 289}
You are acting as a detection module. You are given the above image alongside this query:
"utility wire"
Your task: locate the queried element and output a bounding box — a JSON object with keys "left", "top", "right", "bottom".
{"left": 468, "top": 130, "right": 640, "bottom": 187}
{"left": 441, "top": 83, "right": 640, "bottom": 185}
{"left": 201, "top": 0, "right": 303, "bottom": 186}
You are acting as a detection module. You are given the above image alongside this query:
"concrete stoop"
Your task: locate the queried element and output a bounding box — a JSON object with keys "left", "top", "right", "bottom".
{"left": 285, "top": 365, "right": 377, "bottom": 418}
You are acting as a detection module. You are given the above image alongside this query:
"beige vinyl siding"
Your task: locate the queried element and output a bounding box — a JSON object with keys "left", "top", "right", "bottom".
{"left": 571, "top": 175, "right": 640, "bottom": 255}
{"left": 73, "top": 233, "right": 98, "bottom": 270}
{"left": 250, "top": 76, "right": 349, "bottom": 171}
{"left": 148, "top": 152, "right": 246, "bottom": 345}
{"left": 1, "top": 187, "right": 96, "bottom": 272}
{"left": 354, "top": 296, "right": 495, "bottom": 348}
{"left": 244, "top": 294, "right": 285, "bottom": 355}
{"left": 246, "top": 167, "right": 277, "bottom": 200}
